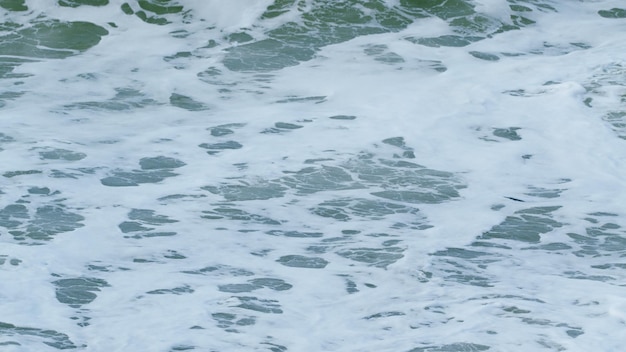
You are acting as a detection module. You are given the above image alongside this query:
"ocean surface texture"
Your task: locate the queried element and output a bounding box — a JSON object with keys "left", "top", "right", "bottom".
{"left": 1, "top": 0, "right": 626, "bottom": 351}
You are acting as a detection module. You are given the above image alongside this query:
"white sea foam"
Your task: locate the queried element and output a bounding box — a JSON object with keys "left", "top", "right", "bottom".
{"left": 1, "top": 0, "right": 626, "bottom": 351}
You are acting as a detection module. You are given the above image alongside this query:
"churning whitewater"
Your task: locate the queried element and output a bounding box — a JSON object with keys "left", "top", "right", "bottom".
{"left": 1, "top": 0, "right": 626, "bottom": 351}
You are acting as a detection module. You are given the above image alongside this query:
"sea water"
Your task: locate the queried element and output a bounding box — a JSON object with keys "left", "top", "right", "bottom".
{"left": 1, "top": 0, "right": 625, "bottom": 351}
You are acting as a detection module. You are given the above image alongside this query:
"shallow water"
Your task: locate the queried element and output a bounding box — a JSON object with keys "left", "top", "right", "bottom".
{"left": 1, "top": 1, "right": 626, "bottom": 351}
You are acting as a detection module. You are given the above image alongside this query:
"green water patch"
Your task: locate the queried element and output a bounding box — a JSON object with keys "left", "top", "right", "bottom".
{"left": 0, "top": 255, "right": 21, "bottom": 266}
{"left": 306, "top": 232, "right": 358, "bottom": 254}
{"left": 364, "top": 44, "right": 405, "bottom": 65}
{"left": 508, "top": 0, "right": 556, "bottom": 13}
{"left": 275, "top": 95, "right": 327, "bottom": 104}
{"left": 0, "top": 0, "right": 27, "bottom": 11}
{"left": 65, "top": 87, "right": 160, "bottom": 111}
{"left": 261, "top": 0, "right": 297, "bottom": 19}
{"left": 207, "top": 123, "right": 246, "bottom": 137}
{"left": 38, "top": 148, "right": 86, "bottom": 161}
{"left": 0, "top": 20, "right": 107, "bottom": 59}
{"left": 282, "top": 165, "right": 363, "bottom": 194}
{"left": 163, "top": 249, "right": 186, "bottom": 260}
{"left": 262, "top": 122, "right": 304, "bottom": 134}
{"left": 212, "top": 312, "right": 256, "bottom": 332}
{"left": 328, "top": 115, "right": 357, "bottom": 120}
{"left": 0, "top": 322, "right": 79, "bottom": 349}
{"left": 346, "top": 156, "right": 464, "bottom": 204}
{"left": 478, "top": 206, "right": 563, "bottom": 243}
{"left": 219, "top": 278, "right": 292, "bottom": 293}
{"left": 364, "top": 311, "right": 406, "bottom": 320}
{"left": 210, "top": 127, "right": 235, "bottom": 137}
{"left": 568, "top": 216, "right": 626, "bottom": 258}
{"left": 492, "top": 127, "right": 522, "bottom": 141}
{"left": 430, "top": 245, "right": 502, "bottom": 287}
{"left": 204, "top": 164, "right": 362, "bottom": 199}
{"left": 598, "top": 8, "right": 626, "bottom": 19}
{"left": 402, "top": 0, "right": 550, "bottom": 48}
{"left": 101, "top": 156, "right": 184, "bottom": 186}
{"left": 202, "top": 205, "right": 281, "bottom": 225}
{"left": 428, "top": 206, "right": 565, "bottom": 287}
{"left": 266, "top": 230, "right": 323, "bottom": 238}
{"left": 182, "top": 265, "right": 254, "bottom": 277}
{"left": 311, "top": 197, "right": 426, "bottom": 226}
{"left": 228, "top": 32, "right": 254, "bottom": 44}
{"left": 223, "top": 38, "right": 316, "bottom": 72}
{"left": 139, "top": 156, "right": 186, "bottom": 170}
{"left": 53, "top": 277, "right": 110, "bottom": 307}
{"left": 372, "top": 189, "right": 459, "bottom": 204}
{"left": 431, "top": 205, "right": 626, "bottom": 298}
{"left": 0, "top": 199, "right": 84, "bottom": 243}
{"left": 2, "top": 170, "right": 42, "bottom": 178}
{"left": 49, "top": 167, "right": 98, "bottom": 179}
{"left": 337, "top": 246, "right": 404, "bottom": 268}
{"left": 235, "top": 296, "right": 283, "bottom": 314}
{"left": 470, "top": 51, "right": 500, "bottom": 61}
{"left": 169, "top": 93, "right": 208, "bottom": 111}
{"left": 533, "top": 42, "right": 591, "bottom": 56}
{"left": 343, "top": 277, "right": 359, "bottom": 294}
{"left": 119, "top": 208, "right": 178, "bottom": 239}
{"left": 407, "top": 34, "right": 481, "bottom": 48}
{"left": 524, "top": 184, "right": 566, "bottom": 199}
{"left": 409, "top": 342, "right": 490, "bottom": 352}
{"left": 199, "top": 141, "right": 243, "bottom": 155}
{"left": 101, "top": 169, "right": 178, "bottom": 186}
{"left": 129, "top": 208, "right": 178, "bottom": 225}
{"left": 121, "top": 1, "right": 185, "bottom": 25}
{"left": 403, "top": 0, "right": 474, "bottom": 20}
{"left": 0, "top": 132, "right": 15, "bottom": 148}
{"left": 23, "top": 205, "right": 85, "bottom": 241}
{"left": 225, "top": 0, "right": 428, "bottom": 72}
{"left": 0, "top": 90, "right": 25, "bottom": 107}
{"left": 563, "top": 270, "right": 615, "bottom": 283}
{"left": 603, "top": 111, "right": 626, "bottom": 140}
{"left": 583, "top": 63, "right": 626, "bottom": 138}
{"left": 59, "top": 0, "right": 109, "bottom": 7}
{"left": 147, "top": 285, "right": 194, "bottom": 295}
{"left": 200, "top": 138, "right": 463, "bottom": 215}
{"left": 433, "top": 247, "right": 493, "bottom": 260}
{"left": 203, "top": 181, "right": 287, "bottom": 201}
{"left": 276, "top": 255, "right": 328, "bottom": 269}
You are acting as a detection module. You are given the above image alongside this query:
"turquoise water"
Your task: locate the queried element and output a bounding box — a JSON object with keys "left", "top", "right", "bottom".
{"left": 1, "top": 1, "right": 626, "bottom": 351}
